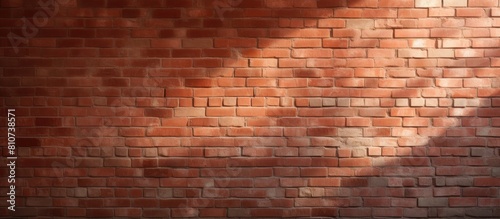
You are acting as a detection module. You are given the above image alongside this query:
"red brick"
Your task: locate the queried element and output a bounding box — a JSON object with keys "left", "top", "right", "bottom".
{"left": 458, "top": 9, "right": 485, "bottom": 18}
{"left": 418, "top": 198, "right": 448, "bottom": 207}
{"left": 431, "top": 28, "right": 463, "bottom": 38}
{"left": 407, "top": 78, "right": 434, "bottom": 87}
{"left": 419, "top": 108, "right": 448, "bottom": 117}
{"left": 354, "top": 68, "right": 385, "bottom": 77}
{"left": 391, "top": 108, "right": 416, "bottom": 117}
{"left": 87, "top": 209, "right": 114, "bottom": 217}
{"left": 308, "top": 178, "right": 341, "bottom": 187}
{"left": 236, "top": 107, "right": 266, "bottom": 117}
{"left": 315, "top": 0, "right": 346, "bottom": 7}
{"left": 197, "top": 208, "right": 226, "bottom": 217}
{"left": 364, "top": 9, "right": 398, "bottom": 18}
{"left": 469, "top": 0, "right": 498, "bottom": 7}
{"left": 292, "top": 49, "right": 332, "bottom": 58}
{"left": 449, "top": 198, "right": 478, "bottom": 207}
{"left": 308, "top": 128, "right": 337, "bottom": 136}
{"left": 171, "top": 208, "right": 198, "bottom": 217}
{"left": 35, "top": 118, "right": 63, "bottom": 126}
{"left": 339, "top": 208, "right": 372, "bottom": 217}
{"left": 206, "top": 108, "right": 235, "bottom": 117}
{"left": 266, "top": 108, "right": 296, "bottom": 117}
{"left": 450, "top": 89, "right": 477, "bottom": 98}
{"left": 339, "top": 158, "right": 371, "bottom": 167}
{"left": 403, "top": 118, "right": 430, "bottom": 127}
{"left": 346, "top": 118, "right": 371, "bottom": 127}
{"left": 334, "top": 49, "right": 365, "bottom": 58}
{"left": 409, "top": 59, "right": 438, "bottom": 67}
{"left": 146, "top": 128, "right": 191, "bottom": 137}
{"left": 373, "top": 118, "right": 402, "bottom": 126}
{"left": 392, "top": 89, "right": 420, "bottom": 98}
{"left": 192, "top": 127, "right": 223, "bottom": 136}
{"left": 224, "top": 88, "right": 253, "bottom": 97}
{"left": 379, "top": 0, "right": 415, "bottom": 7}
{"left": 395, "top": 29, "right": 429, "bottom": 38}
{"left": 336, "top": 78, "right": 364, "bottom": 87}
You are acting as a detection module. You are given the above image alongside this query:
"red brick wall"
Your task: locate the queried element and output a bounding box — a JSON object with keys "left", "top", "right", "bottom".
{"left": 1, "top": 0, "right": 499, "bottom": 218}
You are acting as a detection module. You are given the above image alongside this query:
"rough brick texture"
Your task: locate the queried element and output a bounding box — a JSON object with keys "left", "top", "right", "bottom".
{"left": 0, "top": 0, "right": 499, "bottom": 218}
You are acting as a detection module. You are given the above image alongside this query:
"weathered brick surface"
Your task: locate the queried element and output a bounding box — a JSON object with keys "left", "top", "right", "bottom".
{"left": 0, "top": 0, "right": 499, "bottom": 218}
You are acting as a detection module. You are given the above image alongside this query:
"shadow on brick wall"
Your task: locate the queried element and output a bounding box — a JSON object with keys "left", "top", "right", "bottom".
{"left": 0, "top": 0, "right": 499, "bottom": 218}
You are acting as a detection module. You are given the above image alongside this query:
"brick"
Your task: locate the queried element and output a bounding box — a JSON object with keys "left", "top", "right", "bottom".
{"left": 395, "top": 29, "right": 430, "bottom": 38}
{"left": 410, "top": 98, "right": 425, "bottom": 106}
{"left": 339, "top": 158, "right": 371, "bottom": 167}
{"left": 346, "top": 19, "right": 375, "bottom": 29}
{"left": 307, "top": 128, "right": 337, "bottom": 136}
{"left": 415, "top": 0, "right": 442, "bottom": 7}
{"left": 443, "top": 0, "right": 468, "bottom": 7}
{"left": 292, "top": 39, "right": 322, "bottom": 48}
{"left": 309, "top": 98, "right": 323, "bottom": 107}
{"left": 361, "top": 30, "right": 393, "bottom": 39}
{"left": 399, "top": 9, "right": 428, "bottom": 18}
{"left": 398, "top": 49, "right": 427, "bottom": 58}
{"left": 457, "top": 8, "right": 487, "bottom": 17}
{"left": 334, "top": 49, "right": 366, "bottom": 58}
{"left": 493, "top": 8, "right": 500, "bottom": 16}
{"left": 409, "top": 59, "right": 437, "bottom": 67}
{"left": 469, "top": 0, "right": 498, "bottom": 7}
{"left": 465, "top": 209, "right": 494, "bottom": 217}
{"left": 418, "top": 198, "right": 448, "bottom": 207}
{"left": 391, "top": 108, "right": 416, "bottom": 117}
{"left": 408, "top": 79, "right": 433, "bottom": 88}
{"left": 339, "top": 208, "right": 372, "bottom": 217}
{"left": 206, "top": 108, "right": 236, "bottom": 117}
{"left": 323, "top": 39, "right": 349, "bottom": 48}
{"left": 346, "top": 0, "right": 378, "bottom": 7}
{"left": 437, "top": 12, "right": 463, "bottom": 22}
{"left": 249, "top": 59, "right": 277, "bottom": 67}
{"left": 346, "top": 118, "right": 371, "bottom": 127}
{"left": 174, "top": 108, "right": 205, "bottom": 117}
{"left": 247, "top": 78, "right": 277, "bottom": 87}
{"left": 428, "top": 49, "right": 455, "bottom": 58}
{"left": 147, "top": 128, "right": 191, "bottom": 137}
{"left": 431, "top": 28, "right": 463, "bottom": 38}
{"left": 218, "top": 117, "right": 244, "bottom": 127}
{"left": 292, "top": 49, "right": 331, "bottom": 58}
{"left": 474, "top": 178, "right": 500, "bottom": 186}
{"left": 318, "top": 19, "right": 346, "bottom": 28}
{"left": 379, "top": 0, "right": 415, "bottom": 7}
{"left": 354, "top": 68, "right": 386, "bottom": 77}
{"left": 443, "top": 39, "right": 471, "bottom": 48}
{"left": 449, "top": 197, "right": 478, "bottom": 207}
{"left": 409, "top": 39, "right": 436, "bottom": 48}
{"left": 335, "top": 8, "right": 363, "bottom": 18}
{"left": 435, "top": 79, "right": 462, "bottom": 88}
